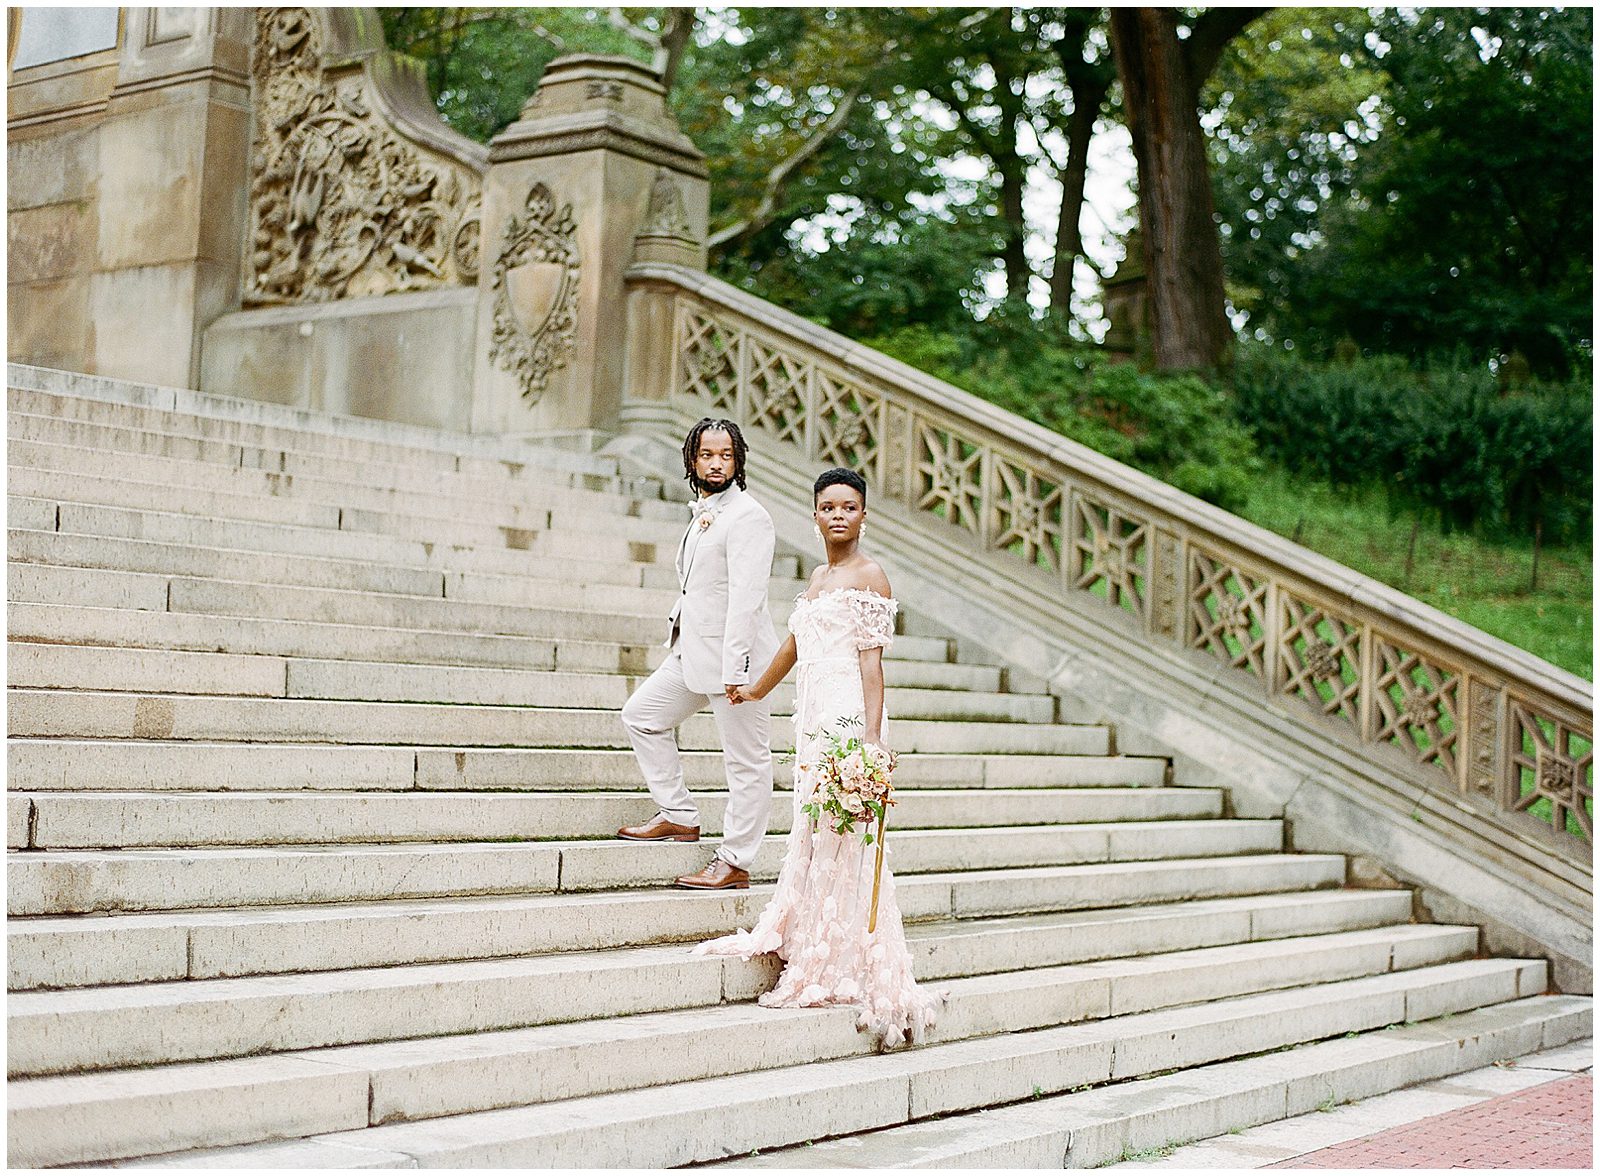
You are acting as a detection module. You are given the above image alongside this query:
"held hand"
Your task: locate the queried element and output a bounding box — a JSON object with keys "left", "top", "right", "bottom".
{"left": 727, "top": 683, "right": 766, "bottom": 705}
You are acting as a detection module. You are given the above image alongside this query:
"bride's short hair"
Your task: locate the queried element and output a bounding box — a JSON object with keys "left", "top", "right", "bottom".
{"left": 814, "top": 466, "right": 867, "bottom": 505}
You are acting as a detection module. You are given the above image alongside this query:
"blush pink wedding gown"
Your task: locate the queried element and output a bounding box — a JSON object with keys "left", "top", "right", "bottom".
{"left": 692, "top": 587, "right": 945, "bottom": 1049}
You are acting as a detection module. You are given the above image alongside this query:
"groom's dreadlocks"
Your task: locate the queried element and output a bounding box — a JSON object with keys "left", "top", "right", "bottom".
{"left": 682, "top": 417, "right": 749, "bottom": 493}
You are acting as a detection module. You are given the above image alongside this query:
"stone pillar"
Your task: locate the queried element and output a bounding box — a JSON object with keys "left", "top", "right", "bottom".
{"left": 472, "top": 54, "right": 708, "bottom": 442}
{"left": 90, "top": 7, "right": 253, "bottom": 388}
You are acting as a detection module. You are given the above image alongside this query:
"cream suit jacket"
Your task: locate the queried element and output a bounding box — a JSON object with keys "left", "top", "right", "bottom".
{"left": 666, "top": 484, "right": 780, "bottom": 695}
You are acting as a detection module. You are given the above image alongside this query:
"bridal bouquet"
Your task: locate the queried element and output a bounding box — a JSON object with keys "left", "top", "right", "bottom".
{"left": 801, "top": 720, "right": 898, "bottom": 930}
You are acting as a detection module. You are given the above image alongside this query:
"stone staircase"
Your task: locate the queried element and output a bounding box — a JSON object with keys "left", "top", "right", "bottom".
{"left": 6, "top": 375, "right": 1590, "bottom": 1168}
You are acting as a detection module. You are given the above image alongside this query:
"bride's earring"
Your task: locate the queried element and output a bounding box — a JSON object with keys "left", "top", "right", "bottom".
{"left": 813, "top": 522, "right": 824, "bottom": 542}
{"left": 858, "top": 522, "right": 868, "bottom": 542}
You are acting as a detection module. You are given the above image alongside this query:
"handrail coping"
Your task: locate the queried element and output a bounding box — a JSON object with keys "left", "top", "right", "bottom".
{"left": 628, "top": 261, "right": 1592, "bottom": 710}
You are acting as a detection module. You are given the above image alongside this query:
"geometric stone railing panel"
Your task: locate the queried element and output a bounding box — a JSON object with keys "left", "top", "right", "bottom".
{"left": 1278, "top": 590, "right": 1363, "bottom": 729}
{"left": 1189, "top": 548, "right": 1269, "bottom": 681}
{"left": 647, "top": 269, "right": 1593, "bottom": 861}
{"left": 1510, "top": 699, "right": 1594, "bottom": 841}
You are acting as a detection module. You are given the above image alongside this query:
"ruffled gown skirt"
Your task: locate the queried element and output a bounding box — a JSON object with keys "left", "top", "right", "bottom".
{"left": 693, "top": 645, "right": 944, "bottom": 1049}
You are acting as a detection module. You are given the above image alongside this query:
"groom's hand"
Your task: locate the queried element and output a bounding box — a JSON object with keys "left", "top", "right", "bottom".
{"left": 724, "top": 683, "right": 742, "bottom": 704}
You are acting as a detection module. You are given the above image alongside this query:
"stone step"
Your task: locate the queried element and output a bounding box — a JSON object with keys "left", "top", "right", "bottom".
{"left": 8, "top": 466, "right": 672, "bottom": 564}
{"left": 10, "top": 689, "right": 1097, "bottom": 753}
{"left": 7, "top": 855, "right": 1350, "bottom": 989}
{"left": 16, "top": 787, "right": 1221, "bottom": 849}
{"left": 8, "top": 604, "right": 649, "bottom": 676}
{"left": 9, "top": 527, "right": 814, "bottom": 626}
{"left": 37, "top": 960, "right": 1548, "bottom": 1169}
{"left": 9, "top": 741, "right": 1163, "bottom": 794}
{"left": 11, "top": 495, "right": 807, "bottom": 584}
{"left": 7, "top": 820, "right": 1284, "bottom": 915}
{"left": 9, "top": 437, "right": 693, "bottom": 546}
{"left": 7, "top": 378, "right": 634, "bottom": 487}
{"left": 7, "top": 647, "right": 1037, "bottom": 719}
{"left": 8, "top": 920, "right": 1468, "bottom": 1078}
{"left": 4, "top": 927, "right": 1486, "bottom": 1169}
{"left": 8, "top": 560, "right": 910, "bottom": 656}
{"left": 9, "top": 601, "right": 954, "bottom": 672}
{"left": 713, "top": 994, "right": 1593, "bottom": 1170}
{"left": 8, "top": 411, "right": 688, "bottom": 522}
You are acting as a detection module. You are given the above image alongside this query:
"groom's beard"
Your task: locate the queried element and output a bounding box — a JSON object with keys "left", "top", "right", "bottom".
{"left": 699, "top": 473, "right": 732, "bottom": 494}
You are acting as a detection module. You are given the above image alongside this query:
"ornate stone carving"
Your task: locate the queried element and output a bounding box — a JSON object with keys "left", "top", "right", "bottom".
{"left": 1278, "top": 591, "right": 1361, "bottom": 728}
{"left": 640, "top": 169, "right": 694, "bottom": 239}
{"left": 488, "top": 182, "right": 581, "bottom": 402}
{"left": 992, "top": 457, "right": 1063, "bottom": 573}
{"left": 246, "top": 7, "right": 482, "bottom": 304}
{"left": 815, "top": 372, "right": 881, "bottom": 473}
{"left": 587, "top": 79, "right": 624, "bottom": 102}
{"left": 1070, "top": 492, "right": 1148, "bottom": 619}
{"left": 1372, "top": 639, "right": 1460, "bottom": 777}
{"left": 679, "top": 309, "right": 739, "bottom": 414}
{"left": 1189, "top": 549, "right": 1268, "bottom": 679}
{"left": 881, "top": 405, "right": 911, "bottom": 501}
{"left": 1467, "top": 681, "right": 1503, "bottom": 798}
{"left": 1509, "top": 699, "right": 1592, "bottom": 839}
{"left": 1151, "top": 529, "right": 1182, "bottom": 640}
{"left": 745, "top": 338, "right": 808, "bottom": 447}
{"left": 917, "top": 425, "right": 984, "bottom": 534}
{"left": 655, "top": 279, "right": 1593, "bottom": 854}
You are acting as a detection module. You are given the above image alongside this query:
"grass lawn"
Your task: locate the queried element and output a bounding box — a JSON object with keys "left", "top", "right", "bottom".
{"left": 1234, "top": 465, "right": 1593, "bottom": 682}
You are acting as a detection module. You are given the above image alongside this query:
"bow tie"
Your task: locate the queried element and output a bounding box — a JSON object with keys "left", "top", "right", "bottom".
{"left": 689, "top": 498, "right": 719, "bottom": 517}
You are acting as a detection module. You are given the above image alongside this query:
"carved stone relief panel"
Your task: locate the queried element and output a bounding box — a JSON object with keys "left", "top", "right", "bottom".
{"left": 1150, "top": 529, "right": 1183, "bottom": 640}
{"left": 487, "top": 182, "right": 580, "bottom": 402}
{"left": 247, "top": 7, "right": 482, "bottom": 305}
{"left": 880, "top": 405, "right": 912, "bottom": 502}
{"left": 640, "top": 168, "right": 694, "bottom": 240}
{"left": 1467, "top": 679, "right": 1504, "bottom": 800}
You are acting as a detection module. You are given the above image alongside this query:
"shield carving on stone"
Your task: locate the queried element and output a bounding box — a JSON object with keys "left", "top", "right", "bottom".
{"left": 488, "top": 182, "right": 581, "bottom": 401}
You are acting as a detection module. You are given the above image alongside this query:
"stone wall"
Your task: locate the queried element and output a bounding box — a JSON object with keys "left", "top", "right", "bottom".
{"left": 8, "top": 7, "right": 252, "bottom": 389}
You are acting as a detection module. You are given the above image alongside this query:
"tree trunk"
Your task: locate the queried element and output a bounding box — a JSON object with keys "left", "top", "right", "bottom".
{"left": 1049, "top": 73, "right": 1109, "bottom": 316}
{"left": 997, "top": 146, "right": 1029, "bottom": 301}
{"left": 1108, "top": 8, "right": 1236, "bottom": 370}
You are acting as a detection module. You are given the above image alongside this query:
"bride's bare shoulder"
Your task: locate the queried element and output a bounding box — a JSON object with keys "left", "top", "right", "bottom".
{"left": 847, "top": 559, "right": 892, "bottom": 600}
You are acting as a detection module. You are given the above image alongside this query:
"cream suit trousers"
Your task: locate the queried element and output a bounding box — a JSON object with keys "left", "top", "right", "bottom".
{"left": 620, "top": 648, "right": 774, "bottom": 870}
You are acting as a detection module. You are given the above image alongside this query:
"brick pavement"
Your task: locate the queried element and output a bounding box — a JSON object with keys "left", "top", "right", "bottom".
{"left": 1266, "top": 1073, "right": 1592, "bottom": 1169}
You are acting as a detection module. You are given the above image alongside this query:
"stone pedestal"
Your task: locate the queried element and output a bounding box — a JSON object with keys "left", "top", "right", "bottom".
{"left": 89, "top": 8, "right": 253, "bottom": 389}
{"left": 472, "top": 54, "right": 708, "bottom": 439}
{"left": 7, "top": 7, "right": 252, "bottom": 387}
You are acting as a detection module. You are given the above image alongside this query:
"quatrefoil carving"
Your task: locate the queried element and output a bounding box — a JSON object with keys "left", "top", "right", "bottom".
{"left": 1304, "top": 639, "right": 1340, "bottom": 680}
{"left": 1400, "top": 690, "right": 1439, "bottom": 728}
{"left": 1539, "top": 751, "right": 1577, "bottom": 801}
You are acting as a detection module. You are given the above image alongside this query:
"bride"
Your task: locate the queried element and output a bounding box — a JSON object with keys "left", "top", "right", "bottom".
{"left": 692, "top": 466, "right": 945, "bottom": 1049}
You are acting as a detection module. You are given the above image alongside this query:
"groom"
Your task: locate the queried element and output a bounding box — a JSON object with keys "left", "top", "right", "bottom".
{"left": 618, "top": 418, "right": 779, "bottom": 890}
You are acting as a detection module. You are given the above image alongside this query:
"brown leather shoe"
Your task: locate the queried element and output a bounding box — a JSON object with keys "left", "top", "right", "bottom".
{"left": 674, "top": 859, "right": 750, "bottom": 890}
{"left": 617, "top": 814, "right": 700, "bottom": 842}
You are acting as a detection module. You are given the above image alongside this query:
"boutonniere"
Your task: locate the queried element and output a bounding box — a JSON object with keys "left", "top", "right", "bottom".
{"left": 696, "top": 507, "right": 722, "bottom": 530}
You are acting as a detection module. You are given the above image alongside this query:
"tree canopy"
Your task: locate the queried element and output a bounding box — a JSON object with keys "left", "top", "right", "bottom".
{"left": 382, "top": 5, "right": 1593, "bottom": 378}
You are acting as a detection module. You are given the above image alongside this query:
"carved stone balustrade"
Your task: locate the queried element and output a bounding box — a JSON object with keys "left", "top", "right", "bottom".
{"left": 621, "top": 261, "right": 1592, "bottom": 987}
